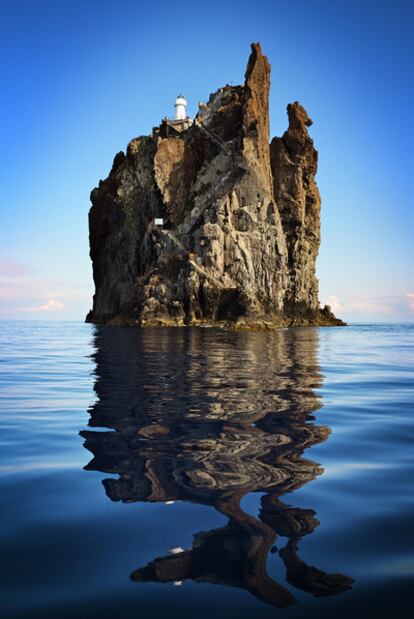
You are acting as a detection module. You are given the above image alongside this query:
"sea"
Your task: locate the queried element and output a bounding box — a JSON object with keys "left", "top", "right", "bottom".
{"left": 0, "top": 321, "right": 413, "bottom": 618}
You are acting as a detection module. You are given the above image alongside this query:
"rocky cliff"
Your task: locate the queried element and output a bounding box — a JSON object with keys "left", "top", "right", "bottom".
{"left": 86, "top": 43, "right": 343, "bottom": 328}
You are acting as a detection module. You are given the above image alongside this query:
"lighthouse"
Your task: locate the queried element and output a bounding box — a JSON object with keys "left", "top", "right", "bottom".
{"left": 166, "top": 95, "right": 193, "bottom": 133}
{"left": 154, "top": 94, "right": 193, "bottom": 137}
{"left": 175, "top": 95, "right": 187, "bottom": 121}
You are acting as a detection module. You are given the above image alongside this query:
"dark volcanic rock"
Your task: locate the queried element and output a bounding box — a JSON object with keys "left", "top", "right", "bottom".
{"left": 86, "top": 43, "right": 344, "bottom": 328}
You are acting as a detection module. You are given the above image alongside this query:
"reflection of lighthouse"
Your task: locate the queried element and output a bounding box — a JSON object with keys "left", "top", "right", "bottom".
{"left": 175, "top": 95, "right": 187, "bottom": 120}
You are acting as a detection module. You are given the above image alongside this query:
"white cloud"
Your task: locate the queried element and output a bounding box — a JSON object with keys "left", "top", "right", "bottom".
{"left": 406, "top": 293, "right": 414, "bottom": 313}
{"left": 324, "top": 295, "right": 343, "bottom": 315}
{"left": 20, "top": 299, "right": 65, "bottom": 312}
{"left": 0, "top": 265, "right": 91, "bottom": 318}
{"left": 324, "top": 295, "right": 397, "bottom": 317}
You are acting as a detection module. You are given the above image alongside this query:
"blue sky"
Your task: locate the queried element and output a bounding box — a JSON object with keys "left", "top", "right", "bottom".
{"left": 0, "top": 0, "right": 413, "bottom": 322}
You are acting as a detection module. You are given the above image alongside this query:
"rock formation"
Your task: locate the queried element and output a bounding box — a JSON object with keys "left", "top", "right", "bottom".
{"left": 86, "top": 43, "right": 343, "bottom": 328}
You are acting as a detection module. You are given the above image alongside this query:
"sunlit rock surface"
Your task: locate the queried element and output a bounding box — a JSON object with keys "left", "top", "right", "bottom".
{"left": 86, "top": 43, "right": 344, "bottom": 328}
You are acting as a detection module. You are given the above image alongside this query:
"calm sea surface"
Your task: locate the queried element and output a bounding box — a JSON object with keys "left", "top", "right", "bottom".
{"left": 0, "top": 321, "right": 413, "bottom": 618}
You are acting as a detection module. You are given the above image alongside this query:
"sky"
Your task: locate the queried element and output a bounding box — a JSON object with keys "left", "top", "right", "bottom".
{"left": 0, "top": 0, "right": 413, "bottom": 323}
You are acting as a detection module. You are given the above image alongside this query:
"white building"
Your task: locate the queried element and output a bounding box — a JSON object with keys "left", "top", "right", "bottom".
{"left": 166, "top": 95, "right": 193, "bottom": 132}
{"left": 175, "top": 95, "right": 187, "bottom": 120}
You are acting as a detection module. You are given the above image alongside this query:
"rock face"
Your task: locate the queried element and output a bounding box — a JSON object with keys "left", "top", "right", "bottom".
{"left": 87, "top": 43, "right": 343, "bottom": 328}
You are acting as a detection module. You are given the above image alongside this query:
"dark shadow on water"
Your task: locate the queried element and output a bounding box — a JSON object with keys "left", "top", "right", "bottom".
{"left": 81, "top": 327, "right": 353, "bottom": 608}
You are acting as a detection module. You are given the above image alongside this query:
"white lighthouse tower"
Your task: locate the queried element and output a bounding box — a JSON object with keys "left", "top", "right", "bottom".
{"left": 161, "top": 95, "right": 192, "bottom": 133}
{"left": 175, "top": 95, "right": 187, "bottom": 121}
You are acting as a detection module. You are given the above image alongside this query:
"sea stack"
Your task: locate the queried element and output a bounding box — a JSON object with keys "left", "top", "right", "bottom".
{"left": 86, "top": 43, "right": 344, "bottom": 328}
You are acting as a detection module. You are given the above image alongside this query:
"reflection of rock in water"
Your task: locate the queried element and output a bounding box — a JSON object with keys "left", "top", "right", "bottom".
{"left": 82, "top": 327, "right": 353, "bottom": 607}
